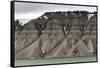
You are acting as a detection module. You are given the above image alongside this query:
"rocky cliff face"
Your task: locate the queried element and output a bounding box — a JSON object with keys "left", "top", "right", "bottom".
{"left": 15, "top": 11, "right": 97, "bottom": 59}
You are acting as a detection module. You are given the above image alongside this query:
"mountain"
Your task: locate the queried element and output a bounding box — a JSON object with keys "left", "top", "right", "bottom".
{"left": 15, "top": 11, "right": 97, "bottom": 59}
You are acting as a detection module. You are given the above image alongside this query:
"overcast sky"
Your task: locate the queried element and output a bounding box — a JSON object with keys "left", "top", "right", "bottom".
{"left": 15, "top": 2, "right": 97, "bottom": 20}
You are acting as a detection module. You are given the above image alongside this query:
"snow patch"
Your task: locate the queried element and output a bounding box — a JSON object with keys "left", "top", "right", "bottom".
{"left": 43, "top": 15, "right": 48, "bottom": 20}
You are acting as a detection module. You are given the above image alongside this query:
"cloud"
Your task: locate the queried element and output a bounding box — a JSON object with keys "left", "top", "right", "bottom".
{"left": 15, "top": 2, "right": 97, "bottom": 20}
{"left": 15, "top": 12, "right": 45, "bottom": 19}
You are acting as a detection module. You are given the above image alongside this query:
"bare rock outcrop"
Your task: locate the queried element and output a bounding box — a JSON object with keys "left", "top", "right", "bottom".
{"left": 15, "top": 11, "right": 97, "bottom": 59}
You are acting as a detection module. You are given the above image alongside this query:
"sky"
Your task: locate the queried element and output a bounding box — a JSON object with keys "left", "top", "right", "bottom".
{"left": 15, "top": 2, "right": 97, "bottom": 25}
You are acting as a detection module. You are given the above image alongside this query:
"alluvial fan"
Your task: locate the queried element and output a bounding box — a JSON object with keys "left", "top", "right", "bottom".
{"left": 15, "top": 11, "right": 97, "bottom": 59}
